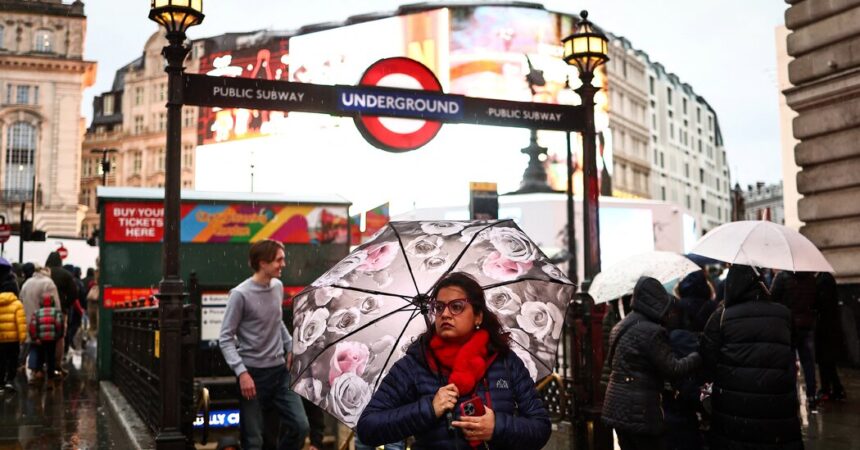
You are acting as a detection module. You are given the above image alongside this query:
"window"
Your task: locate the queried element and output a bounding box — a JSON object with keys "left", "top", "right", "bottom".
{"left": 670, "top": 123, "right": 674, "bottom": 139}
{"left": 708, "top": 116, "right": 713, "bottom": 131}
{"left": 34, "top": 30, "right": 53, "bottom": 52}
{"left": 134, "top": 115, "right": 144, "bottom": 134}
{"left": 134, "top": 87, "right": 144, "bottom": 106}
{"left": 622, "top": 60, "right": 628, "bottom": 78}
{"left": 183, "top": 144, "right": 194, "bottom": 167}
{"left": 653, "top": 149, "right": 659, "bottom": 165}
{"left": 16, "top": 86, "right": 29, "bottom": 104}
{"left": 697, "top": 107, "right": 701, "bottom": 123}
{"left": 683, "top": 98, "right": 688, "bottom": 114}
{"left": 684, "top": 163, "right": 689, "bottom": 178}
{"left": 132, "top": 151, "right": 142, "bottom": 174}
{"left": 698, "top": 139, "right": 703, "bottom": 153}
{"left": 5, "top": 122, "right": 37, "bottom": 195}
{"left": 156, "top": 148, "right": 165, "bottom": 172}
{"left": 699, "top": 168, "right": 705, "bottom": 183}
{"left": 651, "top": 114, "right": 656, "bottom": 129}
{"left": 701, "top": 199, "right": 706, "bottom": 214}
{"left": 183, "top": 108, "right": 195, "bottom": 128}
{"left": 667, "top": 87, "right": 673, "bottom": 105}
{"left": 103, "top": 94, "right": 115, "bottom": 115}
{"left": 649, "top": 76, "right": 655, "bottom": 95}
{"left": 661, "top": 186, "right": 666, "bottom": 200}
{"left": 659, "top": 153, "right": 664, "bottom": 168}
{"left": 157, "top": 112, "right": 166, "bottom": 132}
{"left": 0, "top": 25, "right": 4, "bottom": 49}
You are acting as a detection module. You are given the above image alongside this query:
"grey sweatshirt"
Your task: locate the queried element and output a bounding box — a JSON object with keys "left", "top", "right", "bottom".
{"left": 219, "top": 277, "right": 293, "bottom": 376}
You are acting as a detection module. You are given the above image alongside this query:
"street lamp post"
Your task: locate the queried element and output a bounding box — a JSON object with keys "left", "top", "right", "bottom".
{"left": 91, "top": 148, "right": 117, "bottom": 186}
{"left": 148, "top": 1, "right": 204, "bottom": 449}
{"left": 563, "top": 10, "right": 609, "bottom": 286}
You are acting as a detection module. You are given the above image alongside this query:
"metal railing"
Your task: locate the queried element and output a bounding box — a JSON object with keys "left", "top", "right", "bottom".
{"left": 112, "top": 301, "right": 198, "bottom": 438}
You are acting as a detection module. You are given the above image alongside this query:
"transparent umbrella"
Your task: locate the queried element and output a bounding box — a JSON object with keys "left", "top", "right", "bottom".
{"left": 289, "top": 220, "right": 575, "bottom": 427}
{"left": 690, "top": 220, "right": 834, "bottom": 272}
{"left": 588, "top": 251, "right": 701, "bottom": 304}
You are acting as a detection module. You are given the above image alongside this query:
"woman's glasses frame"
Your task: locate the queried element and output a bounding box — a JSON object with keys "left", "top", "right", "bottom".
{"left": 429, "top": 298, "right": 471, "bottom": 316}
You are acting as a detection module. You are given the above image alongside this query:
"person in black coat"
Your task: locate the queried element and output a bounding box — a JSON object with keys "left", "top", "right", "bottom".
{"left": 662, "top": 300, "right": 707, "bottom": 450}
{"left": 601, "top": 277, "right": 701, "bottom": 450}
{"left": 815, "top": 272, "right": 846, "bottom": 401}
{"left": 701, "top": 265, "right": 803, "bottom": 450}
{"left": 676, "top": 271, "right": 717, "bottom": 333}
{"left": 356, "top": 273, "right": 551, "bottom": 449}
{"left": 770, "top": 270, "right": 818, "bottom": 409}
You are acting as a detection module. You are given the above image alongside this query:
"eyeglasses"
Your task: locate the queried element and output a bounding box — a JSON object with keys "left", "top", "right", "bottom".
{"left": 429, "top": 299, "right": 470, "bottom": 316}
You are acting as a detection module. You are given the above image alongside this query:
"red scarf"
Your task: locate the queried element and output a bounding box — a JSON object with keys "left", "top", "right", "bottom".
{"left": 428, "top": 329, "right": 493, "bottom": 395}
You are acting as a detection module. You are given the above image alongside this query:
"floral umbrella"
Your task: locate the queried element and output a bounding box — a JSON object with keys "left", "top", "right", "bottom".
{"left": 289, "top": 220, "right": 575, "bottom": 427}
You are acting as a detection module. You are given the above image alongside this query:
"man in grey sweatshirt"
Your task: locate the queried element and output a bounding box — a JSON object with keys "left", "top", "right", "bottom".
{"left": 219, "top": 240, "right": 309, "bottom": 450}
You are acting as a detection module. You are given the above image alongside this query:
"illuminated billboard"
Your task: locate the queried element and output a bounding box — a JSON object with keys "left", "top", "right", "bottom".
{"left": 197, "top": 36, "right": 290, "bottom": 145}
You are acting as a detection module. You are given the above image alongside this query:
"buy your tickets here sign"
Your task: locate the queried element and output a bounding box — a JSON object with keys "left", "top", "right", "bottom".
{"left": 104, "top": 202, "right": 348, "bottom": 244}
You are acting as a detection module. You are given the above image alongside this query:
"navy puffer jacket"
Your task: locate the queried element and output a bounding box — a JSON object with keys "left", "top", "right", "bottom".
{"left": 355, "top": 338, "right": 551, "bottom": 450}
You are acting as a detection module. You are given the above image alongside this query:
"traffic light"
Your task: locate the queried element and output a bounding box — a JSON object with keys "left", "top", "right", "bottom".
{"left": 86, "top": 228, "right": 99, "bottom": 247}
{"left": 31, "top": 230, "right": 46, "bottom": 241}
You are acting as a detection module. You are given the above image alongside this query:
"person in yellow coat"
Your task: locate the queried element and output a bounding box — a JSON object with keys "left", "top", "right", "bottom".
{"left": 0, "top": 288, "right": 26, "bottom": 393}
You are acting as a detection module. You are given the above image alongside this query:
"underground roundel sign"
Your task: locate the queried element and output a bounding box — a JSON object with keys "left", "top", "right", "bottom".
{"left": 338, "top": 57, "right": 462, "bottom": 153}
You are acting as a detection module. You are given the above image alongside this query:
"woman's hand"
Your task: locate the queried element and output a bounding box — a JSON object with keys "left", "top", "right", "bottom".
{"left": 452, "top": 407, "right": 495, "bottom": 442}
{"left": 432, "top": 383, "right": 459, "bottom": 418}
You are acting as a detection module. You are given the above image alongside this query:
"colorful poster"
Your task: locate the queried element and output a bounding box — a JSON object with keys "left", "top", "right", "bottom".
{"left": 103, "top": 286, "right": 158, "bottom": 309}
{"left": 104, "top": 201, "right": 348, "bottom": 244}
{"left": 197, "top": 36, "right": 291, "bottom": 145}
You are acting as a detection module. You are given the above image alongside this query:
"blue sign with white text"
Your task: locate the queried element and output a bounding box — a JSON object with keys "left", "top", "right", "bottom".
{"left": 194, "top": 409, "right": 241, "bottom": 428}
{"left": 337, "top": 87, "right": 464, "bottom": 121}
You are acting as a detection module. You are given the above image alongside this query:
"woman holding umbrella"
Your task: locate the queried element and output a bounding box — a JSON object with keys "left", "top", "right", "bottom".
{"left": 355, "top": 272, "right": 551, "bottom": 449}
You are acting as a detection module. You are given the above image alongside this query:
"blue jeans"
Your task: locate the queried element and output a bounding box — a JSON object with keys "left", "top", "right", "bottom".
{"left": 354, "top": 435, "right": 405, "bottom": 450}
{"left": 239, "top": 365, "right": 309, "bottom": 450}
{"left": 796, "top": 329, "right": 817, "bottom": 398}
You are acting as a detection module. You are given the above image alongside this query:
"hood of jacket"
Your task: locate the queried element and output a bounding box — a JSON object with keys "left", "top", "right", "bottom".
{"left": 678, "top": 270, "right": 710, "bottom": 300}
{"left": 45, "top": 252, "right": 63, "bottom": 268}
{"left": 0, "top": 292, "right": 17, "bottom": 306}
{"left": 724, "top": 265, "right": 763, "bottom": 306}
{"left": 631, "top": 276, "right": 674, "bottom": 323}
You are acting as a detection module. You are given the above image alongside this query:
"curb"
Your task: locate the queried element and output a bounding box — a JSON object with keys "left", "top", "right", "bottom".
{"left": 100, "top": 381, "right": 156, "bottom": 450}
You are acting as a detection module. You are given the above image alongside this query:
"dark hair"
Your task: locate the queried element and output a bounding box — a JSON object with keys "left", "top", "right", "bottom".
{"left": 249, "top": 239, "right": 284, "bottom": 271}
{"left": 425, "top": 272, "right": 510, "bottom": 354}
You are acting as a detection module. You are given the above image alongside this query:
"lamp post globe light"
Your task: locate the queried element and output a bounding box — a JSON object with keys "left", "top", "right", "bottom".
{"left": 562, "top": 10, "right": 609, "bottom": 287}
{"left": 148, "top": 1, "right": 203, "bottom": 448}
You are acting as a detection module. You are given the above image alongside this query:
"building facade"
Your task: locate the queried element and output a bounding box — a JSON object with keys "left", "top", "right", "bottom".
{"left": 784, "top": 1, "right": 860, "bottom": 284}
{"left": 604, "top": 36, "right": 652, "bottom": 200}
{"left": 742, "top": 181, "right": 785, "bottom": 224}
{"left": 776, "top": 25, "right": 801, "bottom": 231}
{"left": 643, "top": 59, "right": 731, "bottom": 235}
{"left": 0, "top": 0, "right": 96, "bottom": 238}
{"left": 80, "top": 30, "right": 199, "bottom": 237}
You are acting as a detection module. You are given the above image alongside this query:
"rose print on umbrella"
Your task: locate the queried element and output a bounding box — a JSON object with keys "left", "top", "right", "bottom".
{"left": 290, "top": 220, "right": 575, "bottom": 429}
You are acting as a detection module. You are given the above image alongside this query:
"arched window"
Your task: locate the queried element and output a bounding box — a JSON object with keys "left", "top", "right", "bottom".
{"left": 34, "top": 29, "right": 53, "bottom": 52}
{"left": 5, "top": 122, "right": 37, "bottom": 199}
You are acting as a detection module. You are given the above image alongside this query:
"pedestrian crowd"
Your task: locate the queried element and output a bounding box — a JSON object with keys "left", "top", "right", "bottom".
{"left": 601, "top": 264, "right": 847, "bottom": 450}
{"left": 0, "top": 252, "right": 98, "bottom": 393}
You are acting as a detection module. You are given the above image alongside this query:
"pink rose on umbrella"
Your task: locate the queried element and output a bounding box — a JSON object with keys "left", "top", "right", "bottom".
{"left": 482, "top": 251, "right": 533, "bottom": 281}
{"left": 357, "top": 241, "right": 399, "bottom": 272}
{"left": 328, "top": 341, "right": 370, "bottom": 385}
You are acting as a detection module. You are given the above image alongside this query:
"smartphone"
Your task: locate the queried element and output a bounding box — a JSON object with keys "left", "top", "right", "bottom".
{"left": 459, "top": 395, "right": 486, "bottom": 417}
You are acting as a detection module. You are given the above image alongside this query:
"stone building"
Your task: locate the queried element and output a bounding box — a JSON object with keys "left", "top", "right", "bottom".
{"left": 0, "top": 0, "right": 96, "bottom": 237}
{"left": 80, "top": 30, "right": 199, "bottom": 237}
{"left": 743, "top": 181, "right": 785, "bottom": 224}
{"left": 783, "top": 0, "right": 860, "bottom": 284}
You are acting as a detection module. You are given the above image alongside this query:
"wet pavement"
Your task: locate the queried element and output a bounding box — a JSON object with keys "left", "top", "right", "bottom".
{"left": 0, "top": 339, "right": 130, "bottom": 450}
{"left": 2, "top": 339, "right": 860, "bottom": 449}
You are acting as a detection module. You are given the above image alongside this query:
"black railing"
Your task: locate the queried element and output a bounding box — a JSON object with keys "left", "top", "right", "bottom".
{"left": 112, "top": 301, "right": 198, "bottom": 440}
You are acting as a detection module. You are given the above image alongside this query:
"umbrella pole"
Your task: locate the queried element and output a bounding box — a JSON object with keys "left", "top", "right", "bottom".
{"left": 340, "top": 431, "right": 354, "bottom": 450}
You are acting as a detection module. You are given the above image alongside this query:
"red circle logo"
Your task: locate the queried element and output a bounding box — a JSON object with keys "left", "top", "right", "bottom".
{"left": 354, "top": 57, "right": 443, "bottom": 152}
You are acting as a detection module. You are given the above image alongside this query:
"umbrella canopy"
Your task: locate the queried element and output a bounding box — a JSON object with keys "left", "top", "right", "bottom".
{"left": 588, "top": 251, "right": 701, "bottom": 304}
{"left": 289, "top": 220, "right": 575, "bottom": 427}
{"left": 690, "top": 220, "right": 834, "bottom": 272}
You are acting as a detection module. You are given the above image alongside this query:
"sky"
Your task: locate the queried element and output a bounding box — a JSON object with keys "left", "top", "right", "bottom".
{"left": 80, "top": 0, "right": 788, "bottom": 188}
